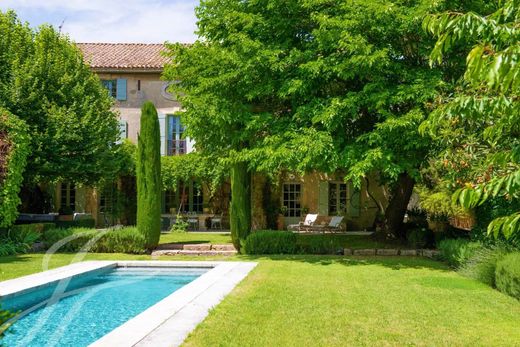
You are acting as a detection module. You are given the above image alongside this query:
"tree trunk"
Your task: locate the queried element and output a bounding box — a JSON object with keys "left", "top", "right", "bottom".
{"left": 384, "top": 172, "right": 415, "bottom": 239}
{"left": 230, "top": 161, "right": 251, "bottom": 251}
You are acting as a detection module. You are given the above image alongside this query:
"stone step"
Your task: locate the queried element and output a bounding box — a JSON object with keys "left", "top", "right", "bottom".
{"left": 151, "top": 249, "right": 237, "bottom": 257}
{"left": 155, "top": 243, "right": 236, "bottom": 251}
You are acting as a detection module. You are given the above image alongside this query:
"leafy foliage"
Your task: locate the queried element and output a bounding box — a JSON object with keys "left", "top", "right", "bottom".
{"left": 437, "top": 238, "right": 482, "bottom": 268}
{"left": 136, "top": 102, "right": 162, "bottom": 250}
{"left": 422, "top": 1, "right": 520, "bottom": 240}
{"left": 0, "top": 10, "right": 121, "bottom": 185}
{"left": 459, "top": 244, "right": 509, "bottom": 287}
{"left": 0, "top": 109, "right": 30, "bottom": 227}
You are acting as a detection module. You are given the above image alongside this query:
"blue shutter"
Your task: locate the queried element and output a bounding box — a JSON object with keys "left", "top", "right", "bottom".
{"left": 158, "top": 113, "right": 167, "bottom": 156}
{"left": 116, "top": 79, "right": 127, "bottom": 101}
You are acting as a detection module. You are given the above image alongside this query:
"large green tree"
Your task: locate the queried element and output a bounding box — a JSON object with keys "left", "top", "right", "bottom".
{"left": 423, "top": 0, "right": 519, "bottom": 242}
{"left": 165, "top": 0, "right": 485, "bottom": 240}
{"left": 0, "top": 10, "right": 120, "bottom": 186}
{"left": 136, "top": 102, "right": 162, "bottom": 249}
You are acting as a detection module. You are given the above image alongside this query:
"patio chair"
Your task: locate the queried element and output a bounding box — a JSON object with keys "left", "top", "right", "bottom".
{"left": 211, "top": 213, "right": 223, "bottom": 230}
{"left": 323, "top": 216, "right": 345, "bottom": 233}
{"left": 186, "top": 212, "right": 199, "bottom": 230}
{"left": 287, "top": 214, "right": 318, "bottom": 233}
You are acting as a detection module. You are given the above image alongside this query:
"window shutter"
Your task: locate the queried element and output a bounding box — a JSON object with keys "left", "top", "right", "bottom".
{"left": 348, "top": 181, "right": 361, "bottom": 217}
{"left": 318, "top": 181, "right": 329, "bottom": 215}
{"left": 158, "top": 113, "right": 167, "bottom": 156}
{"left": 118, "top": 120, "right": 128, "bottom": 143}
{"left": 116, "top": 78, "right": 127, "bottom": 101}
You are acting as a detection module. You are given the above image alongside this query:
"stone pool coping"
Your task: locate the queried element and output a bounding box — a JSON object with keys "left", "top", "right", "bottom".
{"left": 0, "top": 260, "right": 257, "bottom": 347}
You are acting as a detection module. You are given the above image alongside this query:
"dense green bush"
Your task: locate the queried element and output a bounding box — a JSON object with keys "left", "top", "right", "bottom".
{"left": 406, "top": 227, "right": 433, "bottom": 248}
{"left": 0, "top": 224, "right": 40, "bottom": 256}
{"left": 243, "top": 230, "right": 296, "bottom": 254}
{"left": 55, "top": 218, "right": 95, "bottom": 229}
{"left": 459, "top": 245, "right": 509, "bottom": 287}
{"left": 42, "top": 227, "right": 146, "bottom": 254}
{"left": 495, "top": 253, "right": 520, "bottom": 300}
{"left": 438, "top": 238, "right": 482, "bottom": 268}
{"left": 0, "top": 109, "right": 30, "bottom": 228}
{"left": 296, "top": 235, "right": 343, "bottom": 254}
{"left": 10, "top": 223, "right": 56, "bottom": 237}
{"left": 472, "top": 198, "right": 520, "bottom": 247}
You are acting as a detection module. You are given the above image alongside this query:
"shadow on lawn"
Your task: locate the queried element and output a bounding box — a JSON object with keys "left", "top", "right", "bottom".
{"left": 0, "top": 254, "right": 34, "bottom": 265}
{"left": 239, "top": 254, "right": 451, "bottom": 272}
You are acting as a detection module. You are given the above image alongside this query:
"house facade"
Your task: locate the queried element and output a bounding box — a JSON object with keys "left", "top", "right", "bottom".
{"left": 53, "top": 43, "right": 388, "bottom": 231}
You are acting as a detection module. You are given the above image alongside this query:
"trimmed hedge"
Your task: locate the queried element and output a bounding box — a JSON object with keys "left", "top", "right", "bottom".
{"left": 495, "top": 252, "right": 520, "bottom": 300}
{"left": 55, "top": 218, "right": 95, "bottom": 229}
{"left": 459, "top": 245, "right": 508, "bottom": 287}
{"left": 243, "top": 230, "right": 297, "bottom": 254}
{"left": 42, "top": 227, "right": 147, "bottom": 254}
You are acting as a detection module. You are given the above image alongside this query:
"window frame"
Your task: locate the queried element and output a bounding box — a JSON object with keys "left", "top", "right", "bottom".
{"left": 164, "top": 180, "right": 203, "bottom": 214}
{"left": 101, "top": 79, "right": 117, "bottom": 98}
{"left": 282, "top": 183, "right": 302, "bottom": 217}
{"left": 60, "top": 183, "right": 76, "bottom": 211}
{"left": 167, "top": 115, "right": 186, "bottom": 155}
{"left": 328, "top": 182, "right": 347, "bottom": 216}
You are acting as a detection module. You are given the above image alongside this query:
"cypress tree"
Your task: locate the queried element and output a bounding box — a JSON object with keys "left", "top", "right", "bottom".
{"left": 230, "top": 161, "right": 251, "bottom": 251}
{"left": 136, "top": 101, "right": 161, "bottom": 249}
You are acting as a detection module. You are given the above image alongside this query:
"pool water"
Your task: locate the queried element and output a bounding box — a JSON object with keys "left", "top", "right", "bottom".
{"left": 2, "top": 267, "right": 206, "bottom": 347}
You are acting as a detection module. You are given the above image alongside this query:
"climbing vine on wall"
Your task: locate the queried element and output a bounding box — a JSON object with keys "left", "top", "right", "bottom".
{"left": 0, "top": 109, "right": 30, "bottom": 228}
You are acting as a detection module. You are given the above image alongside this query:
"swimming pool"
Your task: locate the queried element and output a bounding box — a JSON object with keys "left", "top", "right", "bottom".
{"left": 2, "top": 267, "right": 206, "bottom": 347}
{"left": 0, "top": 261, "right": 257, "bottom": 347}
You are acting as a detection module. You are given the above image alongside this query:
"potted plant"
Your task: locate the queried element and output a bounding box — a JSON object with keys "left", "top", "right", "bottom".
{"left": 203, "top": 203, "right": 211, "bottom": 214}
{"left": 277, "top": 206, "right": 288, "bottom": 230}
{"left": 58, "top": 206, "right": 74, "bottom": 221}
{"left": 419, "top": 190, "right": 456, "bottom": 233}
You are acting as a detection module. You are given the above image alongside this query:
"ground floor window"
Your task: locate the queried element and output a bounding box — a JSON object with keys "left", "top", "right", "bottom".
{"left": 60, "top": 183, "right": 75, "bottom": 212}
{"left": 328, "top": 182, "right": 347, "bottom": 216}
{"left": 283, "top": 183, "right": 302, "bottom": 217}
{"left": 164, "top": 181, "right": 203, "bottom": 214}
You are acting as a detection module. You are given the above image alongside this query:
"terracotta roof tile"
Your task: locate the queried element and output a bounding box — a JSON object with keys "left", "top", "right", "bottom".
{"left": 77, "top": 43, "right": 169, "bottom": 70}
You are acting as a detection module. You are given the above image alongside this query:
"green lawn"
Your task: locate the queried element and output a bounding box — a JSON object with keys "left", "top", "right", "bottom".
{"left": 1, "top": 253, "right": 519, "bottom": 346}
{"left": 159, "top": 232, "right": 232, "bottom": 245}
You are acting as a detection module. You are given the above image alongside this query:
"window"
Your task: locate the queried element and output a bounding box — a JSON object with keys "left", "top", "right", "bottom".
{"left": 283, "top": 183, "right": 301, "bottom": 217}
{"left": 101, "top": 80, "right": 117, "bottom": 98}
{"left": 167, "top": 115, "right": 186, "bottom": 155}
{"left": 328, "top": 182, "right": 347, "bottom": 216}
{"left": 60, "top": 183, "right": 75, "bottom": 212}
{"left": 101, "top": 79, "right": 127, "bottom": 100}
{"left": 164, "top": 181, "right": 203, "bottom": 214}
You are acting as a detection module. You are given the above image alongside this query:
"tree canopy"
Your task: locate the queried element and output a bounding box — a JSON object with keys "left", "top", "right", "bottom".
{"left": 422, "top": 0, "right": 519, "bottom": 241}
{"left": 164, "top": 0, "right": 478, "bottom": 237}
{"left": 0, "top": 10, "right": 120, "bottom": 186}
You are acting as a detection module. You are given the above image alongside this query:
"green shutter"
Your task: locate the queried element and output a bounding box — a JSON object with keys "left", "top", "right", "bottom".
{"left": 116, "top": 78, "right": 127, "bottom": 101}
{"left": 318, "top": 181, "right": 329, "bottom": 215}
{"left": 348, "top": 181, "right": 361, "bottom": 217}
{"left": 158, "top": 113, "right": 167, "bottom": 156}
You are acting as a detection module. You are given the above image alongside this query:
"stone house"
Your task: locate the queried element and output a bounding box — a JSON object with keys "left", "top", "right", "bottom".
{"left": 52, "top": 43, "right": 388, "bottom": 231}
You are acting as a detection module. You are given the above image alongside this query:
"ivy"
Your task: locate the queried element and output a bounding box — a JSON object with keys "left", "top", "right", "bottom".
{"left": 0, "top": 108, "right": 30, "bottom": 228}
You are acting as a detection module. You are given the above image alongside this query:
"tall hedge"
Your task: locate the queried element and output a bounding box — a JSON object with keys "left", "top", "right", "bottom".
{"left": 136, "top": 102, "right": 161, "bottom": 249}
{"left": 0, "top": 109, "right": 30, "bottom": 228}
{"left": 230, "top": 161, "right": 251, "bottom": 251}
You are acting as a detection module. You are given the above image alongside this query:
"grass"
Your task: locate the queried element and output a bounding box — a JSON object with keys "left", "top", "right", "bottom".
{"left": 296, "top": 234, "right": 406, "bottom": 250}
{"left": 159, "top": 232, "right": 232, "bottom": 245}
{"left": 1, "top": 253, "right": 519, "bottom": 346}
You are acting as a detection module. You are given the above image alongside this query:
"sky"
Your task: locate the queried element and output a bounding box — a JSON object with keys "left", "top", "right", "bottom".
{"left": 0, "top": 0, "right": 199, "bottom": 43}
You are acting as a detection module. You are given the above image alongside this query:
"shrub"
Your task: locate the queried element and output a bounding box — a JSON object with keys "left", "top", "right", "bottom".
{"left": 0, "top": 225, "right": 40, "bottom": 256}
{"left": 55, "top": 218, "right": 95, "bottom": 229}
{"left": 296, "top": 235, "right": 343, "bottom": 254}
{"left": 42, "top": 227, "right": 147, "bottom": 254}
{"left": 459, "top": 245, "right": 509, "bottom": 287}
{"left": 438, "top": 238, "right": 482, "bottom": 268}
{"left": 495, "top": 252, "right": 520, "bottom": 300}
{"left": 407, "top": 227, "right": 433, "bottom": 248}
{"left": 10, "top": 223, "right": 56, "bottom": 238}
{"left": 243, "top": 230, "right": 296, "bottom": 255}
{"left": 170, "top": 214, "right": 189, "bottom": 233}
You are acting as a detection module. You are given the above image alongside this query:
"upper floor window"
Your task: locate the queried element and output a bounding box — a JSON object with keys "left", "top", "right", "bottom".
{"left": 167, "top": 115, "right": 186, "bottom": 155}
{"left": 101, "top": 78, "right": 127, "bottom": 101}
